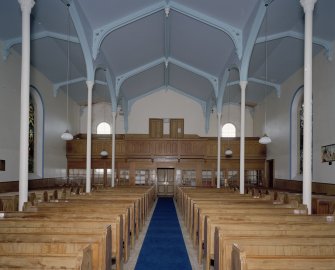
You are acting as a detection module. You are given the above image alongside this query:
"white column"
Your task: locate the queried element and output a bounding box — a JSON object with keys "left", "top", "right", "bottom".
{"left": 86, "top": 80, "right": 94, "bottom": 193}
{"left": 300, "top": 0, "right": 317, "bottom": 215}
{"left": 18, "top": 0, "right": 35, "bottom": 211}
{"left": 217, "top": 112, "right": 222, "bottom": 188}
{"left": 239, "top": 81, "right": 247, "bottom": 194}
{"left": 111, "top": 111, "right": 116, "bottom": 187}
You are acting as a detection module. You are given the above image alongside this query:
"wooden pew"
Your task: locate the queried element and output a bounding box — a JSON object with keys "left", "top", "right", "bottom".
{"left": 210, "top": 221, "right": 335, "bottom": 270}
{"left": 46, "top": 197, "right": 138, "bottom": 242}
{"left": 25, "top": 201, "right": 133, "bottom": 258}
{"left": 0, "top": 253, "right": 92, "bottom": 269}
{"left": 192, "top": 201, "right": 306, "bottom": 244}
{"left": 197, "top": 206, "right": 307, "bottom": 263}
{"left": 232, "top": 244, "right": 335, "bottom": 270}
{"left": 216, "top": 234, "right": 335, "bottom": 270}
{"left": 0, "top": 217, "right": 115, "bottom": 270}
{"left": 67, "top": 190, "right": 147, "bottom": 231}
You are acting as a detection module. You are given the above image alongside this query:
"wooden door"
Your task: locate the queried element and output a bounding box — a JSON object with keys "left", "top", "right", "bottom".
{"left": 149, "top": 118, "right": 163, "bottom": 138}
{"left": 266, "top": 159, "right": 274, "bottom": 188}
{"left": 170, "top": 119, "right": 184, "bottom": 138}
{"left": 157, "top": 168, "right": 175, "bottom": 197}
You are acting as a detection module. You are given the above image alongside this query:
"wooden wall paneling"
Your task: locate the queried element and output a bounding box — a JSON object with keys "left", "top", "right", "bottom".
{"left": 179, "top": 140, "right": 205, "bottom": 158}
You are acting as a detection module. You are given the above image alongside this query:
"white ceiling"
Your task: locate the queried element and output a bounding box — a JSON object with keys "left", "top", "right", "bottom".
{"left": 1, "top": 0, "right": 334, "bottom": 114}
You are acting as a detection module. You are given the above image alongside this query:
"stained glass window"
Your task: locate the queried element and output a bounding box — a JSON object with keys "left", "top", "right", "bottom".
{"left": 299, "top": 102, "right": 304, "bottom": 174}
{"left": 29, "top": 101, "right": 34, "bottom": 173}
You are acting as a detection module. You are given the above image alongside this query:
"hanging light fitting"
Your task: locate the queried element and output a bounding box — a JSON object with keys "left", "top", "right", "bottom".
{"left": 61, "top": 4, "right": 73, "bottom": 141}
{"left": 259, "top": 2, "right": 271, "bottom": 145}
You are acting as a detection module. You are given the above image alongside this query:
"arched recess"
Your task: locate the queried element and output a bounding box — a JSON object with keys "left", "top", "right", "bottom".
{"left": 29, "top": 85, "right": 44, "bottom": 178}
{"left": 290, "top": 85, "right": 304, "bottom": 180}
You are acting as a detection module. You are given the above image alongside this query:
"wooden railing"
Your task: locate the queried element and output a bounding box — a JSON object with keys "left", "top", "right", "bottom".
{"left": 66, "top": 134, "right": 266, "bottom": 161}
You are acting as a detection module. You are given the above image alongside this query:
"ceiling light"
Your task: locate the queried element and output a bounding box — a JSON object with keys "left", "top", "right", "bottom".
{"left": 259, "top": 3, "right": 271, "bottom": 145}
{"left": 225, "top": 148, "right": 233, "bottom": 156}
{"left": 259, "top": 134, "right": 272, "bottom": 144}
{"left": 100, "top": 150, "right": 108, "bottom": 157}
{"left": 61, "top": 4, "right": 73, "bottom": 141}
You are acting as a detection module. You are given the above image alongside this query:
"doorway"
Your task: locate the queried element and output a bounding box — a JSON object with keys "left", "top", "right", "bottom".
{"left": 266, "top": 159, "right": 274, "bottom": 189}
{"left": 157, "top": 168, "right": 175, "bottom": 197}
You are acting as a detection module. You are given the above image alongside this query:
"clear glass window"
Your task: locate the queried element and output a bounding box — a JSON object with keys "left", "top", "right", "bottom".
{"left": 222, "top": 123, "right": 236, "bottom": 137}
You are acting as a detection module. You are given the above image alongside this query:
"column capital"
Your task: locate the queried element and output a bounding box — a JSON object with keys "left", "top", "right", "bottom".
{"left": 18, "top": 0, "right": 35, "bottom": 13}
{"left": 300, "top": 0, "right": 317, "bottom": 14}
{"left": 239, "top": 80, "right": 248, "bottom": 90}
{"left": 86, "top": 80, "right": 94, "bottom": 89}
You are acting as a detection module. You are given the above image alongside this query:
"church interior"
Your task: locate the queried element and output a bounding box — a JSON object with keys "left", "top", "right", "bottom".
{"left": 1, "top": 0, "right": 335, "bottom": 269}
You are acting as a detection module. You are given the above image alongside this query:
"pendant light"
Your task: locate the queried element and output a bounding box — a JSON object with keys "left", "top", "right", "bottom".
{"left": 61, "top": 4, "right": 73, "bottom": 141}
{"left": 100, "top": 89, "right": 109, "bottom": 157}
{"left": 259, "top": 2, "right": 271, "bottom": 145}
{"left": 225, "top": 88, "right": 233, "bottom": 157}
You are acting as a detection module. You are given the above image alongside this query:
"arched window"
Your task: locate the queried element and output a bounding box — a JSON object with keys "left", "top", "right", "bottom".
{"left": 29, "top": 100, "right": 34, "bottom": 173}
{"left": 298, "top": 101, "right": 304, "bottom": 175}
{"left": 97, "top": 122, "right": 111, "bottom": 134}
{"left": 29, "top": 85, "right": 44, "bottom": 178}
{"left": 222, "top": 123, "right": 236, "bottom": 137}
{"left": 290, "top": 86, "right": 304, "bottom": 179}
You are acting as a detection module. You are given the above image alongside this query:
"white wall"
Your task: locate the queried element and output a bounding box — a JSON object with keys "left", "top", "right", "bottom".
{"left": 0, "top": 42, "right": 79, "bottom": 182}
{"left": 254, "top": 50, "right": 335, "bottom": 183}
{"left": 80, "top": 89, "right": 254, "bottom": 137}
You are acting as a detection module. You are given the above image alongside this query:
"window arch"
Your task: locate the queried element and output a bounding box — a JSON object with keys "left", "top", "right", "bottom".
{"left": 97, "top": 122, "right": 111, "bottom": 134}
{"left": 290, "top": 86, "right": 304, "bottom": 179}
{"left": 29, "top": 85, "right": 44, "bottom": 178}
{"left": 222, "top": 123, "right": 236, "bottom": 137}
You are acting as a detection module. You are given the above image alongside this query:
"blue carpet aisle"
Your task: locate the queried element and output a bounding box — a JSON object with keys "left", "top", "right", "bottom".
{"left": 135, "top": 197, "right": 192, "bottom": 270}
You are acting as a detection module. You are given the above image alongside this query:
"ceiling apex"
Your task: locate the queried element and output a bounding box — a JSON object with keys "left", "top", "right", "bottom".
{"left": 165, "top": 6, "right": 170, "bottom": 17}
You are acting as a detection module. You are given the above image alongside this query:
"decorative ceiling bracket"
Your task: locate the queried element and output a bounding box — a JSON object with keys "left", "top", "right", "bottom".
{"left": 227, "top": 77, "right": 281, "bottom": 98}
{"left": 169, "top": 1, "right": 242, "bottom": 59}
{"left": 204, "top": 98, "right": 215, "bottom": 134}
{"left": 165, "top": 6, "right": 170, "bottom": 17}
{"left": 256, "top": 30, "right": 334, "bottom": 61}
{"left": 69, "top": 1, "right": 94, "bottom": 81}
{"left": 216, "top": 68, "right": 230, "bottom": 112}
{"left": 115, "top": 57, "right": 166, "bottom": 96}
{"left": 240, "top": 3, "right": 266, "bottom": 81}
{"left": 92, "top": 1, "right": 166, "bottom": 60}
{"left": 168, "top": 57, "right": 219, "bottom": 96}
{"left": 53, "top": 77, "right": 107, "bottom": 97}
{"left": 2, "top": 30, "right": 79, "bottom": 61}
{"left": 105, "top": 69, "right": 117, "bottom": 112}
{"left": 248, "top": 77, "right": 281, "bottom": 98}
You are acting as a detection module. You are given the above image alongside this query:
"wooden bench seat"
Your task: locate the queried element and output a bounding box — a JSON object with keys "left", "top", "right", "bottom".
{"left": 188, "top": 198, "right": 301, "bottom": 231}
{"left": 208, "top": 221, "right": 335, "bottom": 270}
{"left": 34, "top": 198, "right": 138, "bottom": 242}
{"left": 233, "top": 251, "right": 335, "bottom": 270}
{"left": 0, "top": 253, "right": 92, "bottom": 269}
{"left": 0, "top": 218, "right": 115, "bottom": 270}
{"left": 192, "top": 202, "right": 306, "bottom": 244}
{"left": 25, "top": 201, "right": 134, "bottom": 255}
{"left": 0, "top": 234, "right": 96, "bottom": 270}
{"left": 65, "top": 193, "right": 146, "bottom": 231}
{"left": 196, "top": 206, "right": 308, "bottom": 260}
{"left": 216, "top": 234, "right": 335, "bottom": 270}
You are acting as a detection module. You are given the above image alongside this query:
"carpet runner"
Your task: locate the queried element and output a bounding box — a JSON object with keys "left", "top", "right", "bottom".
{"left": 135, "top": 197, "right": 192, "bottom": 270}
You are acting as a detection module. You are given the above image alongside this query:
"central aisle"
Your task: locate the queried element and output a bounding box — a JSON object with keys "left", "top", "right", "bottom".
{"left": 135, "top": 197, "right": 192, "bottom": 270}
